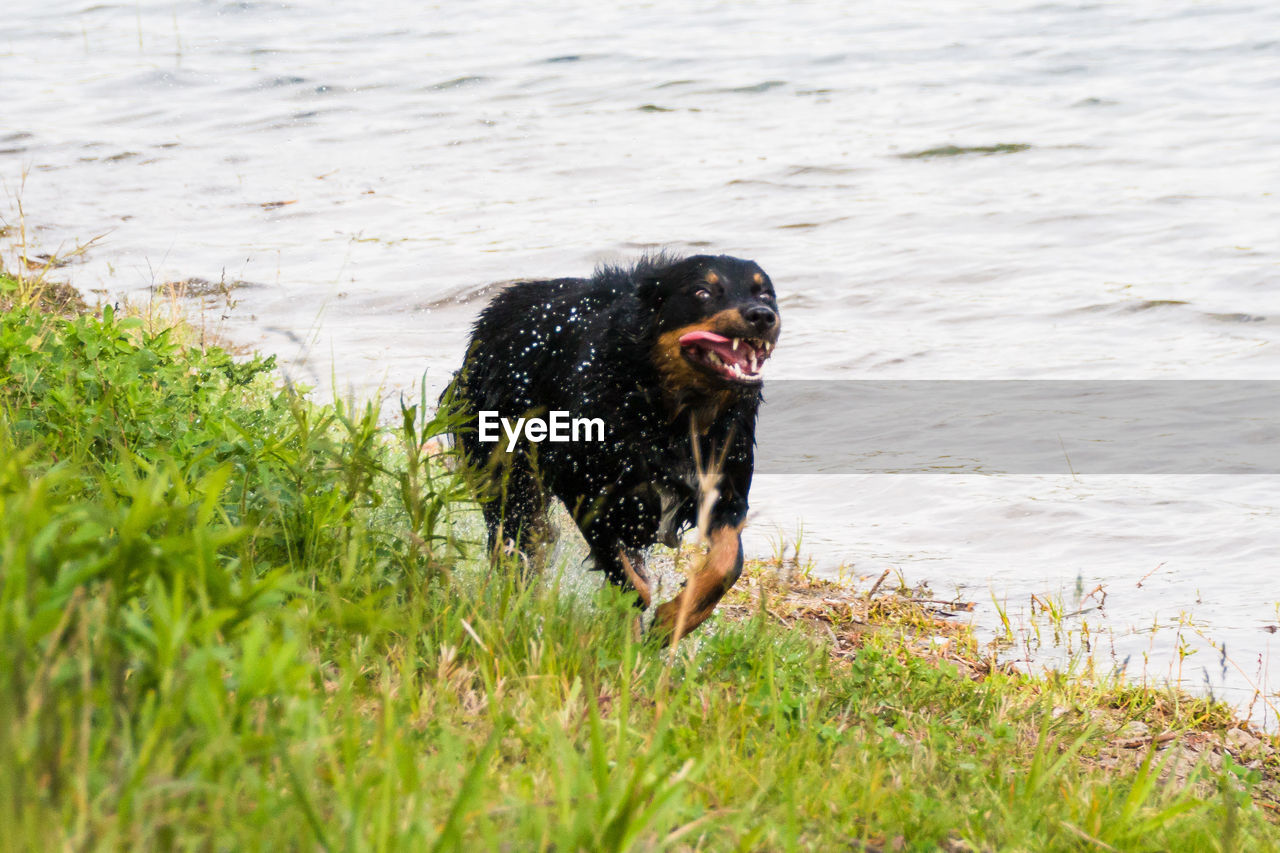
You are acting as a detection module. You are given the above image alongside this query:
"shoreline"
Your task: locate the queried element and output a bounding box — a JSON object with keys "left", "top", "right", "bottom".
{"left": 726, "top": 557, "right": 1280, "bottom": 808}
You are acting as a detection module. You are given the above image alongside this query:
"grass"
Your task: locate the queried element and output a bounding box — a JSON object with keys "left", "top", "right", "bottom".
{"left": 3, "top": 266, "right": 1280, "bottom": 851}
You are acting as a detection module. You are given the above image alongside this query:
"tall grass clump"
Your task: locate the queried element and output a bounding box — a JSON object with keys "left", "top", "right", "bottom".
{"left": 2, "top": 270, "right": 1279, "bottom": 850}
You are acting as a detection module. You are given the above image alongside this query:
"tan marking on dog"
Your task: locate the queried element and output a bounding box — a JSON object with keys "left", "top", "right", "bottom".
{"left": 752, "top": 272, "right": 764, "bottom": 285}
{"left": 652, "top": 313, "right": 742, "bottom": 429}
{"left": 652, "top": 524, "right": 744, "bottom": 643}
{"left": 653, "top": 325, "right": 713, "bottom": 393}
{"left": 619, "top": 549, "right": 652, "bottom": 608}
{"left": 705, "top": 271, "right": 720, "bottom": 285}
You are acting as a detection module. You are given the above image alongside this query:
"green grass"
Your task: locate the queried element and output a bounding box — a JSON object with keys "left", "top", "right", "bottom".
{"left": 3, "top": 269, "right": 1279, "bottom": 851}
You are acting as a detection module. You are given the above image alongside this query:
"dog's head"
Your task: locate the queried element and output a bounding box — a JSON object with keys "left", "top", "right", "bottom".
{"left": 640, "top": 255, "right": 780, "bottom": 390}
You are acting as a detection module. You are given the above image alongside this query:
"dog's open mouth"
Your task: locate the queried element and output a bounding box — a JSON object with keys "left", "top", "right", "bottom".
{"left": 678, "top": 330, "right": 774, "bottom": 384}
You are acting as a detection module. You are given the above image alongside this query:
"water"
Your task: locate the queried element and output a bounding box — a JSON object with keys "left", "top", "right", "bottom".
{"left": 4, "top": 0, "right": 1279, "bottom": 724}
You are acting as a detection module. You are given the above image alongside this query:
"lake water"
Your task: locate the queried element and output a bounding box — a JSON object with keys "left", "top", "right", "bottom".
{"left": 4, "top": 0, "right": 1278, "bottom": 725}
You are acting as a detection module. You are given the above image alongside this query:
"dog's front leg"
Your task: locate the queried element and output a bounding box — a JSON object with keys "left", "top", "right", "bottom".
{"left": 651, "top": 522, "right": 745, "bottom": 643}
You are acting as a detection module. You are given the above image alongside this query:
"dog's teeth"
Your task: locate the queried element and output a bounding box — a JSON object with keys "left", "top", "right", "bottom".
{"left": 709, "top": 353, "right": 722, "bottom": 366}
{"left": 732, "top": 338, "right": 740, "bottom": 351}
{"left": 764, "top": 341, "right": 773, "bottom": 353}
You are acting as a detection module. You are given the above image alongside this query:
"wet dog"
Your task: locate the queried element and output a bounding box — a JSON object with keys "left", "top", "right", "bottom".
{"left": 445, "top": 253, "right": 780, "bottom": 640}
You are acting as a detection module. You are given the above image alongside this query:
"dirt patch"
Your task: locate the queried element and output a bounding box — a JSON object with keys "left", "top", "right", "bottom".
{"left": 0, "top": 273, "right": 87, "bottom": 315}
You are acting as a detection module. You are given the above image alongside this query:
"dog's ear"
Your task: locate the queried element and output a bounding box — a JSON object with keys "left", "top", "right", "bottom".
{"left": 636, "top": 272, "right": 666, "bottom": 308}
{"left": 636, "top": 254, "right": 697, "bottom": 308}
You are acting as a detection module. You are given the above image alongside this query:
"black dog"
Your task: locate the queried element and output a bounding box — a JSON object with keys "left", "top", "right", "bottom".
{"left": 445, "top": 253, "right": 780, "bottom": 639}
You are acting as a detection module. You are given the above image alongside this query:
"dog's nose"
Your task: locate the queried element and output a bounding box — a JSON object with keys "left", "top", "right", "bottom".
{"left": 744, "top": 305, "right": 777, "bottom": 332}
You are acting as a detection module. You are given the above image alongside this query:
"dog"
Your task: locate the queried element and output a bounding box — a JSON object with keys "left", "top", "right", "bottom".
{"left": 444, "top": 253, "right": 780, "bottom": 641}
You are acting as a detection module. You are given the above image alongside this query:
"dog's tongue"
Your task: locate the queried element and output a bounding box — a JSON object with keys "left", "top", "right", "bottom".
{"left": 678, "top": 330, "right": 730, "bottom": 347}
{"left": 679, "top": 330, "right": 741, "bottom": 362}
{"left": 678, "top": 330, "right": 761, "bottom": 374}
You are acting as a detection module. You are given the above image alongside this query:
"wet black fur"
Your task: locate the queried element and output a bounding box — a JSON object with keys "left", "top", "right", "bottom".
{"left": 444, "top": 253, "right": 779, "bottom": 588}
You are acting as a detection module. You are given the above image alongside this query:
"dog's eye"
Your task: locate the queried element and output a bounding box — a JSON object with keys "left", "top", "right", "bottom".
{"left": 694, "top": 288, "right": 712, "bottom": 301}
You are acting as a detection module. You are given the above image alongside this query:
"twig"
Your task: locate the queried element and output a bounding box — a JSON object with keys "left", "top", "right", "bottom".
{"left": 1113, "top": 731, "right": 1177, "bottom": 750}
{"left": 912, "top": 598, "right": 976, "bottom": 611}
{"left": 459, "top": 618, "right": 489, "bottom": 654}
{"left": 663, "top": 808, "right": 736, "bottom": 846}
{"left": 1058, "top": 433, "right": 1079, "bottom": 482}
{"left": 867, "top": 569, "right": 891, "bottom": 600}
{"left": 1058, "top": 820, "right": 1119, "bottom": 851}
{"left": 1136, "top": 562, "right": 1165, "bottom": 588}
